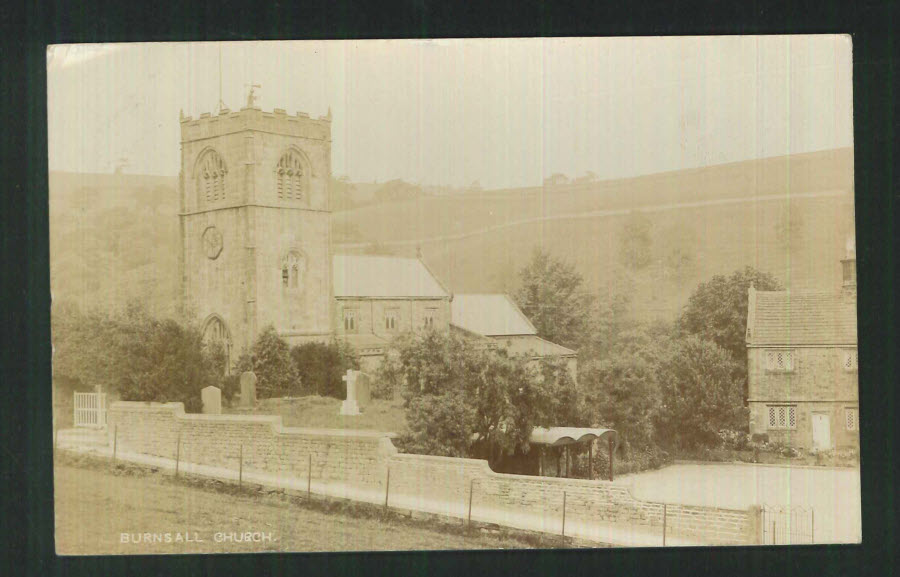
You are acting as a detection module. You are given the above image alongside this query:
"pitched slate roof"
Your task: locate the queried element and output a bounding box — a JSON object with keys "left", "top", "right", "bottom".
{"left": 450, "top": 294, "right": 537, "bottom": 336}
{"left": 746, "top": 288, "right": 857, "bottom": 346}
{"left": 333, "top": 255, "right": 449, "bottom": 298}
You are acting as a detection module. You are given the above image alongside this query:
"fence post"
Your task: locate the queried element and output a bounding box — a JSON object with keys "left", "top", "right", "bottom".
{"left": 238, "top": 443, "right": 243, "bottom": 488}
{"left": 561, "top": 491, "right": 567, "bottom": 537}
{"left": 608, "top": 437, "right": 614, "bottom": 481}
{"left": 175, "top": 433, "right": 181, "bottom": 478}
{"left": 112, "top": 424, "right": 118, "bottom": 464}
{"left": 467, "top": 478, "right": 475, "bottom": 526}
{"left": 307, "top": 454, "right": 312, "bottom": 499}
{"left": 663, "top": 503, "right": 667, "bottom": 546}
{"left": 772, "top": 520, "right": 776, "bottom": 545}
{"left": 383, "top": 467, "right": 391, "bottom": 513}
{"left": 811, "top": 508, "right": 814, "bottom": 543}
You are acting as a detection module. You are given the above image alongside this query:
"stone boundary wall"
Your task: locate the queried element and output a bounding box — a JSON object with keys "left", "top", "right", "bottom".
{"left": 106, "top": 402, "right": 396, "bottom": 489}
{"left": 385, "top": 453, "right": 755, "bottom": 545}
{"left": 107, "top": 402, "right": 757, "bottom": 546}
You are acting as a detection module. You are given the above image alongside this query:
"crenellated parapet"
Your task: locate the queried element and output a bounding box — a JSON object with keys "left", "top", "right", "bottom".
{"left": 180, "top": 106, "right": 332, "bottom": 143}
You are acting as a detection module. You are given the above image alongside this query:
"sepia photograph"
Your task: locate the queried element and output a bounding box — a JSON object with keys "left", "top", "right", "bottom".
{"left": 48, "top": 36, "right": 860, "bottom": 554}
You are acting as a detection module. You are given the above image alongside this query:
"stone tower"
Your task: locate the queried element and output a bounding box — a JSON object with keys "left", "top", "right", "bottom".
{"left": 178, "top": 103, "right": 333, "bottom": 366}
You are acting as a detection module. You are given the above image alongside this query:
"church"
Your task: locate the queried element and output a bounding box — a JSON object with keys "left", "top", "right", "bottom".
{"left": 178, "top": 100, "right": 575, "bottom": 374}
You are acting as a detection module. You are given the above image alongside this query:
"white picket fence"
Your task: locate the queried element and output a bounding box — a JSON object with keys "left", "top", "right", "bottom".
{"left": 74, "top": 388, "right": 107, "bottom": 428}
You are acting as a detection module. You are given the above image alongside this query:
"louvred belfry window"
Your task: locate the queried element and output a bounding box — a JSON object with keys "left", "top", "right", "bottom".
{"left": 197, "top": 150, "right": 227, "bottom": 203}
{"left": 276, "top": 150, "right": 305, "bottom": 201}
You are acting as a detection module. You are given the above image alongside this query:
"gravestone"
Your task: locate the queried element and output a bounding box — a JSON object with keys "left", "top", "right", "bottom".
{"left": 239, "top": 371, "right": 257, "bottom": 407}
{"left": 339, "top": 369, "right": 360, "bottom": 416}
{"left": 356, "top": 372, "right": 371, "bottom": 409}
{"left": 201, "top": 385, "right": 222, "bottom": 415}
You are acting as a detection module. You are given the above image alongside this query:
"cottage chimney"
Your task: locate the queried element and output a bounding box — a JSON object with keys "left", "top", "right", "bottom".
{"left": 841, "top": 236, "right": 856, "bottom": 300}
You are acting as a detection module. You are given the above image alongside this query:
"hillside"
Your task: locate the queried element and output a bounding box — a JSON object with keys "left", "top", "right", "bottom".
{"left": 333, "top": 148, "right": 855, "bottom": 321}
{"left": 49, "top": 171, "right": 180, "bottom": 317}
{"left": 49, "top": 148, "right": 855, "bottom": 322}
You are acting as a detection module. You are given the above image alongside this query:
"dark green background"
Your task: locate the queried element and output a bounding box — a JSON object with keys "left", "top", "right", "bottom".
{"left": 1, "top": 1, "right": 896, "bottom": 575}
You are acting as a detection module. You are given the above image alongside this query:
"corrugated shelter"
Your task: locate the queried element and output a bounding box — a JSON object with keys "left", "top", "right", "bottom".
{"left": 529, "top": 427, "right": 619, "bottom": 480}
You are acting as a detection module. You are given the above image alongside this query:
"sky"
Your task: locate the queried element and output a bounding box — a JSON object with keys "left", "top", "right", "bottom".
{"left": 47, "top": 36, "right": 853, "bottom": 189}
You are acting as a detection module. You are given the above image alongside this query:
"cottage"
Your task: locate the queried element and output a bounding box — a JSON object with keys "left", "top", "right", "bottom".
{"left": 745, "top": 244, "right": 859, "bottom": 451}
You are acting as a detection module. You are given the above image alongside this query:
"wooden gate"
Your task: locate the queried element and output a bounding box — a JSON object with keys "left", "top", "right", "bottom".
{"left": 74, "top": 387, "right": 107, "bottom": 428}
{"left": 761, "top": 505, "right": 814, "bottom": 544}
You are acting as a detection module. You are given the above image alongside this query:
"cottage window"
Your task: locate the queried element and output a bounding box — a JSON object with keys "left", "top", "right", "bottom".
{"left": 343, "top": 309, "right": 357, "bottom": 333}
{"left": 767, "top": 405, "right": 796, "bottom": 430}
{"left": 385, "top": 309, "right": 398, "bottom": 331}
{"left": 766, "top": 350, "right": 795, "bottom": 372}
{"left": 423, "top": 308, "right": 437, "bottom": 329}
{"left": 842, "top": 348, "right": 859, "bottom": 372}
{"left": 845, "top": 407, "right": 858, "bottom": 431}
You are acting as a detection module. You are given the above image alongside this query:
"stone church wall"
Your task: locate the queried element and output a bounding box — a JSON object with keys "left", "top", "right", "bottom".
{"left": 179, "top": 108, "right": 333, "bottom": 356}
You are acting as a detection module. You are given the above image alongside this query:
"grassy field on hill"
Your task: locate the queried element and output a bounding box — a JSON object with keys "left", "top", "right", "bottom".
{"left": 49, "top": 148, "right": 854, "bottom": 322}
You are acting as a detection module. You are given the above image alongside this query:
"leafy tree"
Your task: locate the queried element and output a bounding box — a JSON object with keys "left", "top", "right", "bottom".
{"left": 655, "top": 336, "right": 746, "bottom": 450}
{"left": 514, "top": 248, "right": 595, "bottom": 351}
{"left": 51, "top": 300, "right": 125, "bottom": 393}
{"left": 52, "top": 300, "right": 224, "bottom": 414}
{"left": 234, "top": 325, "right": 300, "bottom": 398}
{"left": 291, "top": 339, "right": 360, "bottom": 398}
{"left": 389, "top": 331, "right": 566, "bottom": 466}
{"left": 619, "top": 211, "right": 653, "bottom": 270}
{"left": 678, "top": 267, "right": 782, "bottom": 365}
{"left": 580, "top": 322, "right": 672, "bottom": 453}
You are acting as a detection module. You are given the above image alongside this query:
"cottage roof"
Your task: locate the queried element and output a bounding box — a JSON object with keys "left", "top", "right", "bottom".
{"left": 746, "top": 288, "right": 857, "bottom": 346}
{"left": 450, "top": 294, "right": 537, "bottom": 336}
{"left": 333, "top": 255, "right": 449, "bottom": 298}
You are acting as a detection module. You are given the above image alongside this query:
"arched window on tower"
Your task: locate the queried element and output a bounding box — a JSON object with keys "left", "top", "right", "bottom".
{"left": 276, "top": 150, "right": 306, "bottom": 201}
{"left": 196, "top": 149, "right": 228, "bottom": 203}
{"left": 282, "top": 251, "right": 304, "bottom": 290}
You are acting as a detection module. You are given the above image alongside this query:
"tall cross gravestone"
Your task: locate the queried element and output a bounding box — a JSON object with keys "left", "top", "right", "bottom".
{"left": 339, "top": 369, "right": 361, "bottom": 416}
{"left": 239, "top": 371, "right": 257, "bottom": 408}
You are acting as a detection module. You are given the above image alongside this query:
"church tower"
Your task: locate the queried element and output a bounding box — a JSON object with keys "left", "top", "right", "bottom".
{"left": 178, "top": 99, "right": 333, "bottom": 366}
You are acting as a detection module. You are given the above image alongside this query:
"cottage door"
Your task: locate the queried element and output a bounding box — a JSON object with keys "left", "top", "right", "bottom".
{"left": 811, "top": 413, "right": 832, "bottom": 451}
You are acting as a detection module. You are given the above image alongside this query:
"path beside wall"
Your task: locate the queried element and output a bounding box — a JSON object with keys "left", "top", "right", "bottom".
{"left": 104, "top": 402, "right": 758, "bottom": 546}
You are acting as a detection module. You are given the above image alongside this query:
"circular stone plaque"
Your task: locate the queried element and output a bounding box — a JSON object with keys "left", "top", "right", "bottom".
{"left": 202, "top": 226, "right": 224, "bottom": 260}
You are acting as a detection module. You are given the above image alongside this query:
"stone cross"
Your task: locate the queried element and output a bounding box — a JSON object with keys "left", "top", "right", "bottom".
{"left": 339, "top": 369, "right": 360, "bottom": 416}
{"left": 239, "top": 371, "right": 257, "bottom": 407}
{"left": 201, "top": 385, "right": 222, "bottom": 415}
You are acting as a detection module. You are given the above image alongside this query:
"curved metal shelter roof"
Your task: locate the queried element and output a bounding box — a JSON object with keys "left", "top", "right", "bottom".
{"left": 530, "top": 427, "right": 618, "bottom": 448}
